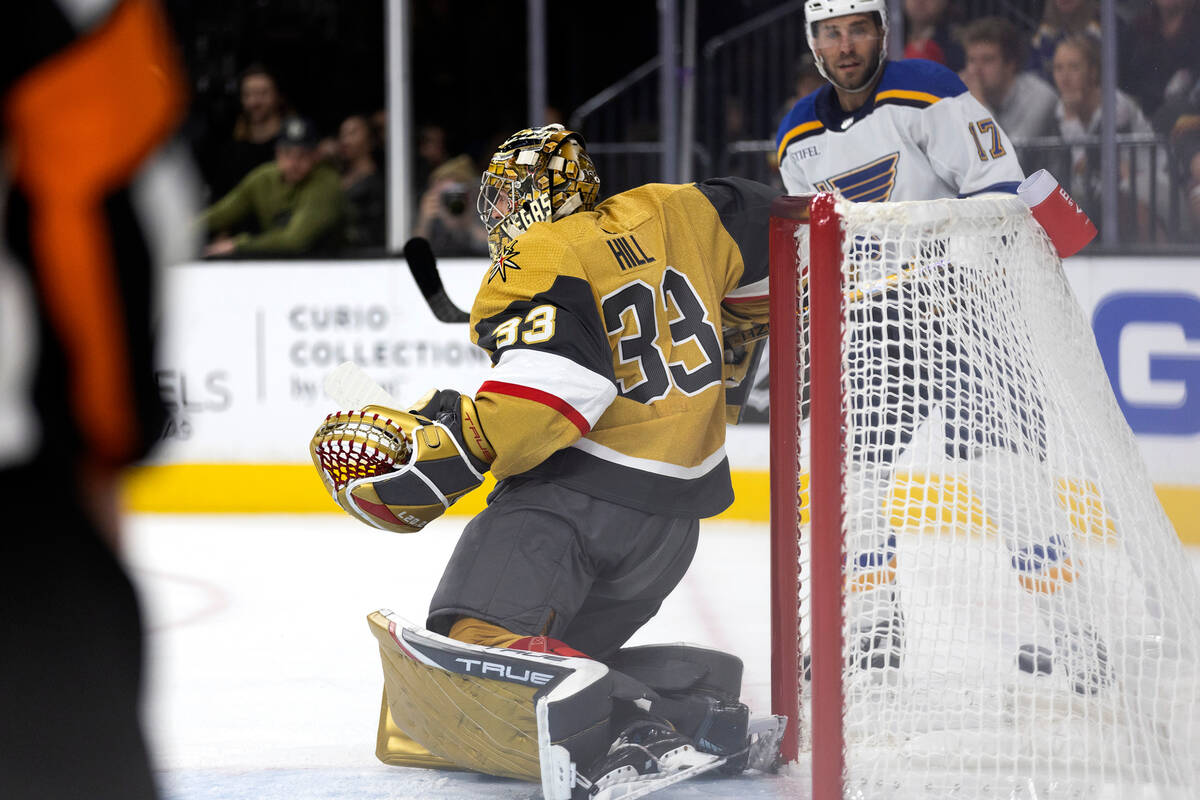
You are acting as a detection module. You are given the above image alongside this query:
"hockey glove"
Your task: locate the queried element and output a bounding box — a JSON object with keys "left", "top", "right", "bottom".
{"left": 310, "top": 391, "right": 495, "bottom": 534}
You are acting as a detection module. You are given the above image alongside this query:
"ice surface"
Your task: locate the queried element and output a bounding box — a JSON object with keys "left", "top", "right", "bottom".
{"left": 125, "top": 514, "right": 1200, "bottom": 800}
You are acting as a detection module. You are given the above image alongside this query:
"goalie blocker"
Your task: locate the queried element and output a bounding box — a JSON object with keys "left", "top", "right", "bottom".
{"left": 368, "top": 611, "right": 785, "bottom": 799}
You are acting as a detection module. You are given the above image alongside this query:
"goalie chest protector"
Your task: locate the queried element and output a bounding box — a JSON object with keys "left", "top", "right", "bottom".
{"left": 469, "top": 178, "right": 777, "bottom": 518}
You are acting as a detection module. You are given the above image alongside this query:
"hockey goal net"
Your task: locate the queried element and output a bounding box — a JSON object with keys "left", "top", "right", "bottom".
{"left": 768, "top": 193, "right": 1200, "bottom": 799}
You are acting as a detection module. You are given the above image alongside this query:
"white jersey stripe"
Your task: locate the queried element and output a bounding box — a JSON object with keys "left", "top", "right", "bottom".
{"left": 488, "top": 348, "right": 617, "bottom": 428}
{"left": 571, "top": 436, "right": 728, "bottom": 480}
{"left": 726, "top": 276, "right": 770, "bottom": 300}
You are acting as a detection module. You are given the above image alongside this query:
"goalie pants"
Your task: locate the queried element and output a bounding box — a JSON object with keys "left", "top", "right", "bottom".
{"left": 427, "top": 477, "right": 700, "bottom": 661}
{"left": 0, "top": 467, "right": 158, "bottom": 800}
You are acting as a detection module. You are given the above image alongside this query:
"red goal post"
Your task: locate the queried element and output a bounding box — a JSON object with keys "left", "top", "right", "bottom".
{"left": 767, "top": 192, "right": 1200, "bottom": 800}
{"left": 768, "top": 193, "right": 843, "bottom": 791}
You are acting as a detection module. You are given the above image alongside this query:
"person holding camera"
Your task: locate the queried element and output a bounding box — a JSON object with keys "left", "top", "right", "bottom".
{"left": 412, "top": 153, "right": 489, "bottom": 257}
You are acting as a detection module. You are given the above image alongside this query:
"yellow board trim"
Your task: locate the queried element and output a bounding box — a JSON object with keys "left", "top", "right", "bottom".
{"left": 119, "top": 464, "right": 1200, "bottom": 545}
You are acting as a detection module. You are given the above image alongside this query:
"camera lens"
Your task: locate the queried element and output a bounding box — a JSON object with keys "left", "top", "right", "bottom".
{"left": 441, "top": 183, "right": 468, "bottom": 216}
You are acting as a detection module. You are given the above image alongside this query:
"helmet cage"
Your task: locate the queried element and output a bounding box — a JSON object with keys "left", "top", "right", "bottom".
{"left": 477, "top": 124, "right": 599, "bottom": 260}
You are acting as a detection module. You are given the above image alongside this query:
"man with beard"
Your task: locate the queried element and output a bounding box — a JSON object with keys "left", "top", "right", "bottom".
{"left": 776, "top": 0, "right": 1024, "bottom": 202}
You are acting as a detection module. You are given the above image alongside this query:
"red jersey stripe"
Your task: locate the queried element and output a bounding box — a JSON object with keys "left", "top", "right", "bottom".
{"left": 479, "top": 380, "right": 592, "bottom": 435}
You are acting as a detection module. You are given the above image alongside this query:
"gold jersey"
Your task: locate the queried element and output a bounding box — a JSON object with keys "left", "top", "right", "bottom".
{"left": 468, "top": 178, "right": 778, "bottom": 518}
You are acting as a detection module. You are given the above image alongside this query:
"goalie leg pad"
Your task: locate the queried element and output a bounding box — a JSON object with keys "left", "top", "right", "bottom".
{"left": 367, "top": 610, "right": 614, "bottom": 788}
{"left": 374, "top": 688, "right": 469, "bottom": 771}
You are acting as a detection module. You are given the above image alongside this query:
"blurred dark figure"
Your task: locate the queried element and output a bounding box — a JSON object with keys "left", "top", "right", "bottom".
{"left": 771, "top": 53, "right": 826, "bottom": 182}
{"left": 199, "top": 116, "right": 346, "bottom": 256}
{"left": 414, "top": 122, "right": 450, "bottom": 201}
{"left": 0, "top": 1, "right": 192, "bottom": 798}
{"left": 337, "top": 113, "right": 386, "bottom": 250}
{"left": 1121, "top": 0, "right": 1200, "bottom": 123}
{"left": 207, "top": 63, "right": 290, "bottom": 201}
{"left": 775, "top": 52, "right": 825, "bottom": 129}
{"left": 903, "top": 0, "right": 964, "bottom": 71}
{"left": 1164, "top": 84, "right": 1200, "bottom": 236}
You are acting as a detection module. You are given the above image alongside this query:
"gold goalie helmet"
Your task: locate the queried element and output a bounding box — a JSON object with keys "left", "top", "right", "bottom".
{"left": 477, "top": 123, "right": 600, "bottom": 260}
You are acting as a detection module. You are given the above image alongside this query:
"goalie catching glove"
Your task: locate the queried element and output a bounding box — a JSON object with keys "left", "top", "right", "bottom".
{"left": 310, "top": 389, "right": 495, "bottom": 533}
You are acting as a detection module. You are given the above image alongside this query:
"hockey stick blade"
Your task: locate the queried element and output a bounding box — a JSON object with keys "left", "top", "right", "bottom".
{"left": 322, "top": 361, "right": 398, "bottom": 409}
{"left": 403, "top": 236, "right": 470, "bottom": 323}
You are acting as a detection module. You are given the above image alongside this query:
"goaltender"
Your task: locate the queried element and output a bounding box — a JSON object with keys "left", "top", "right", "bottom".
{"left": 311, "top": 124, "right": 782, "bottom": 799}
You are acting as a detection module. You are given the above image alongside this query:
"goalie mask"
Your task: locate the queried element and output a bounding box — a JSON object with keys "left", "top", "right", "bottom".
{"left": 478, "top": 124, "right": 600, "bottom": 261}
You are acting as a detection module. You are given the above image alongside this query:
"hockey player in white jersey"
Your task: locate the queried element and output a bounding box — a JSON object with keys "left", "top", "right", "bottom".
{"left": 777, "top": 0, "right": 1024, "bottom": 201}
{"left": 776, "top": 0, "right": 1112, "bottom": 694}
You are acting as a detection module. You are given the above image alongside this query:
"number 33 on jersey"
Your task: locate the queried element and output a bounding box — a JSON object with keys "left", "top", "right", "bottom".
{"left": 467, "top": 178, "right": 778, "bottom": 518}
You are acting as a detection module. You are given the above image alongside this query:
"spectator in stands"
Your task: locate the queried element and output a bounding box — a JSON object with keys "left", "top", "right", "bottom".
{"left": 316, "top": 132, "right": 340, "bottom": 165}
{"left": 1053, "top": 34, "right": 1169, "bottom": 241}
{"left": 209, "top": 64, "right": 291, "bottom": 200}
{"left": 1028, "top": 0, "right": 1102, "bottom": 85}
{"left": 903, "top": 0, "right": 964, "bottom": 72}
{"left": 1163, "top": 83, "right": 1200, "bottom": 237}
{"left": 412, "top": 154, "right": 489, "bottom": 257}
{"left": 414, "top": 123, "right": 450, "bottom": 202}
{"left": 336, "top": 113, "right": 386, "bottom": 250}
{"left": 776, "top": 52, "right": 825, "bottom": 125}
{"left": 1121, "top": 0, "right": 1200, "bottom": 124}
{"left": 770, "top": 53, "right": 826, "bottom": 184}
{"left": 373, "top": 109, "right": 390, "bottom": 142}
{"left": 960, "top": 17, "right": 1059, "bottom": 142}
{"left": 199, "top": 116, "right": 346, "bottom": 256}
{"left": 793, "top": 52, "right": 826, "bottom": 101}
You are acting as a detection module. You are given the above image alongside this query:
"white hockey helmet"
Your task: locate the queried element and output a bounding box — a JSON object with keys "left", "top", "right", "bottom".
{"left": 804, "top": 0, "right": 889, "bottom": 89}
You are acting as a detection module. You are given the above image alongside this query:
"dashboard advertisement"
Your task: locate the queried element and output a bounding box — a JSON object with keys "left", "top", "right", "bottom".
{"left": 1065, "top": 256, "right": 1200, "bottom": 485}
{"left": 134, "top": 255, "right": 1198, "bottom": 541}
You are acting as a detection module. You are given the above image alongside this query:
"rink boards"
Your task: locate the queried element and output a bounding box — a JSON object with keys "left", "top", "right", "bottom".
{"left": 127, "top": 256, "right": 1200, "bottom": 545}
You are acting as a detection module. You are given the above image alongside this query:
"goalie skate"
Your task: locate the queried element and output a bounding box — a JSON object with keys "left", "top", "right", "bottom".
{"left": 1017, "top": 621, "right": 1113, "bottom": 696}
{"left": 569, "top": 715, "right": 788, "bottom": 800}
{"left": 571, "top": 719, "right": 723, "bottom": 800}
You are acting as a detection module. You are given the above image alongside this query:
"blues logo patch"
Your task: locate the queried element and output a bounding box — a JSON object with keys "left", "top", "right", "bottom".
{"left": 816, "top": 152, "right": 900, "bottom": 203}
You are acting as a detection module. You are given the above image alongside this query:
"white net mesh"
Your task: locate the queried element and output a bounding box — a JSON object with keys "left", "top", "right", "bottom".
{"left": 793, "top": 195, "right": 1200, "bottom": 798}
